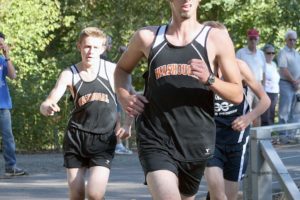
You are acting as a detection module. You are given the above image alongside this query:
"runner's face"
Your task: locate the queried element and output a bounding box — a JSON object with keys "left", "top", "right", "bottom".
{"left": 170, "top": 0, "right": 200, "bottom": 19}
{"left": 78, "top": 36, "right": 105, "bottom": 64}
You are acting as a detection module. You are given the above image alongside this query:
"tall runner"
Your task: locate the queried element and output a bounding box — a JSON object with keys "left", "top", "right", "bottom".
{"left": 115, "top": 0, "right": 243, "bottom": 199}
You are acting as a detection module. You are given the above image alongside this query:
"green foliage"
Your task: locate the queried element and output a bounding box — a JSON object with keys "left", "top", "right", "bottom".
{"left": 200, "top": 0, "right": 300, "bottom": 52}
{"left": 1, "top": 0, "right": 300, "bottom": 151}
{"left": 0, "top": 0, "right": 62, "bottom": 151}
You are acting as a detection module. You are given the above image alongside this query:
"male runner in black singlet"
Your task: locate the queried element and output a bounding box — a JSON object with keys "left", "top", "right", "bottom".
{"left": 40, "top": 27, "right": 119, "bottom": 200}
{"left": 115, "top": 0, "right": 243, "bottom": 199}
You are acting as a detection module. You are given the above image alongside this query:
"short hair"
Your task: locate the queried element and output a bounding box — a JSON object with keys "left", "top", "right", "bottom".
{"left": 77, "top": 27, "right": 106, "bottom": 44}
{"left": 262, "top": 44, "right": 275, "bottom": 52}
{"left": 285, "top": 29, "right": 297, "bottom": 40}
{"left": 0, "top": 32, "right": 5, "bottom": 40}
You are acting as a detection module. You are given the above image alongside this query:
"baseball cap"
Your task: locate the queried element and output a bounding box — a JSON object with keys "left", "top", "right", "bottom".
{"left": 247, "top": 28, "right": 259, "bottom": 38}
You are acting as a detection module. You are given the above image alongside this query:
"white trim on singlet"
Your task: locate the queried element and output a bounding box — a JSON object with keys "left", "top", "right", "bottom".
{"left": 193, "top": 26, "right": 213, "bottom": 73}
{"left": 149, "top": 26, "right": 168, "bottom": 67}
{"left": 73, "top": 82, "right": 83, "bottom": 108}
{"left": 98, "top": 60, "right": 117, "bottom": 106}
{"left": 244, "top": 87, "right": 253, "bottom": 112}
{"left": 70, "top": 65, "right": 80, "bottom": 85}
{"left": 149, "top": 43, "right": 168, "bottom": 68}
{"left": 238, "top": 136, "right": 249, "bottom": 181}
{"left": 99, "top": 59, "right": 116, "bottom": 92}
{"left": 237, "top": 88, "right": 250, "bottom": 143}
{"left": 70, "top": 65, "right": 83, "bottom": 108}
{"left": 96, "top": 77, "right": 117, "bottom": 106}
{"left": 195, "top": 26, "right": 211, "bottom": 47}
{"left": 152, "top": 25, "right": 167, "bottom": 49}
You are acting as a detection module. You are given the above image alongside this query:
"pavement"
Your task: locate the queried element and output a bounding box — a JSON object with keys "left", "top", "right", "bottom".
{"left": 0, "top": 152, "right": 208, "bottom": 200}
{"left": 0, "top": 143, "right": 299, "bottom": 200}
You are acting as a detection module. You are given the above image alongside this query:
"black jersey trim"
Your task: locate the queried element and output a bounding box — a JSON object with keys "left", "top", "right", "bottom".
{"left": 70, "top": 65, "right": 75, "bottom": 87}
{"left": 70, "top": 64, "right": 84, "bottom": 108}
{"left": 70, "top": 65, "right": 79, "bottom": 86}
{"left": 73, "top": 82, "right": 83, "bottom": 109}
{"left": 96, "top": 77, "right": 117, "bottom": 106}
{"left": 243, "top": 86, "right": 252, "bottom": 112}
{"left": 163, "top": 24, "right": 207, "bottom": 48}
{"left": 203, "top": 26, "right": 211, "bottom": 50}
{"left": 192, "top": 26, "right": 213, "bottom": 74}
{"left": 204, "top": 26, "right": 213, "bottom": 74}
{"left": 70, "top": 65, "right": 82, "bottom": 108}
{"left": 195, "top": 26, "right": 211, "bottom": 48}
{"left": 148, "top": 25, "right": 167, "bottom": 66}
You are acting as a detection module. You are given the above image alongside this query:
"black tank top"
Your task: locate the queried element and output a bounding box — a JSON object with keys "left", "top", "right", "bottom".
{"left": 136, "top": 25, "right": 216, "bottom": 162}
{"left": 68, "top": 59, "right": 117, "bottom": 134}
{"left": 214, "top": 85, "right": 250, "bottom": 144}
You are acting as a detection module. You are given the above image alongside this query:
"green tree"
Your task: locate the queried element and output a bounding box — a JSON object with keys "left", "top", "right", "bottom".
{"left": 1, "top": 0, "right": 300, "bottom": 151}
{"left": 0, "top": 0, "right": 61, "bottom": 150}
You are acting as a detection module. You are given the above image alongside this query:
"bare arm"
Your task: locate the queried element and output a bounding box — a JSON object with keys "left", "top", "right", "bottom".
{"left": 114, "top": 27, "right": 154, "bottom": 117}
{"left": 40, "top": 69, "right": 72, "bottom": 116}
{"left": 208, "top": 28, "right": 243, "bottom": 104}
{"left": 231, "top": 59, "right": 271, "bottom": 131}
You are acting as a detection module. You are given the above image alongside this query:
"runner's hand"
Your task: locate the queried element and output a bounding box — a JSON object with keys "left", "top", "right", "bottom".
{"left": 121, "top": 94, "right": 148, "bottom": 117}
{"left": 189, "top": 59, "right": 210, "bottom": 83}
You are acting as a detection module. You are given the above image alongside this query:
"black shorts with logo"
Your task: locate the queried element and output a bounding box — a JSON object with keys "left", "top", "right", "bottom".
{"left": 63, "top": 127, "right": 117, "bottom": 169}
{"left": 139, "top": 149, "right": 206, "bottom": 196}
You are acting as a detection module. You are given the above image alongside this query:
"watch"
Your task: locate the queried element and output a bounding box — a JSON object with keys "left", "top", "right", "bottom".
{"left": 205, "top": 73, "right": 215, "bottom": 86}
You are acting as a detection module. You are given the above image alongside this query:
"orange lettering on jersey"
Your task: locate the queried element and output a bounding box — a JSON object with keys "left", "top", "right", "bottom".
{"left": 154, "top": 63, "right": 194, "bottom": 80}
{"left": 78, "top": 92, "right": 109, "bottom": 107}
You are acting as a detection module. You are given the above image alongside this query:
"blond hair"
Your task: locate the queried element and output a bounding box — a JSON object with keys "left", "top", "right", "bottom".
{"left": 77, "top": 27, "right": 107, "bottom": 44}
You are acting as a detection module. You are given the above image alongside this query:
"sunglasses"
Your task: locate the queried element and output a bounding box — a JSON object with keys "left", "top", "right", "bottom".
{"left": 289, "top": 38, "right": 297, "bottom": 42}
{"left": 266, "top": 52, "right": 275, "bottom": 55}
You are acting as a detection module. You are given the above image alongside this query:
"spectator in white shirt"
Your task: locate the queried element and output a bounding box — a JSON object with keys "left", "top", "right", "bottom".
{"left": 261, "top": 44, "right": 280, "bottom": 126}
{"left": 236, "top": 28, "right": 267, "bottom": 126}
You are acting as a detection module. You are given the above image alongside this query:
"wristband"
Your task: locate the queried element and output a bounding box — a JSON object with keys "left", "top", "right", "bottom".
{"left": 5, "top": 58, "right": 10, "bottom": 61}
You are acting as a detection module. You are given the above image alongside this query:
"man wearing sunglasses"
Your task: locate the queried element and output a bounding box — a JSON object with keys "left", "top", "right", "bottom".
{"left": 236, "top": 28, "right": 267, "bottom": 127}
{"left": 277, "top": 29, "right": 300, "bottom": 144}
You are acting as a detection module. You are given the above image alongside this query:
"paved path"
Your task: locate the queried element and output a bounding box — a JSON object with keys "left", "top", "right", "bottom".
{"left": 0, "top": 144, "right": 299, "bottom": 200}
{"left": 0, "top": 152, "right": 208, "bottom": 200}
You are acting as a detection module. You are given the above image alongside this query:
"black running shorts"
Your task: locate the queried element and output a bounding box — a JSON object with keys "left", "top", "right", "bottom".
{"left": 63, "top": 127, "right": 117, "bottom": 169}
{"left": 139, "top": 149, "right": 206, "bottom": 196}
